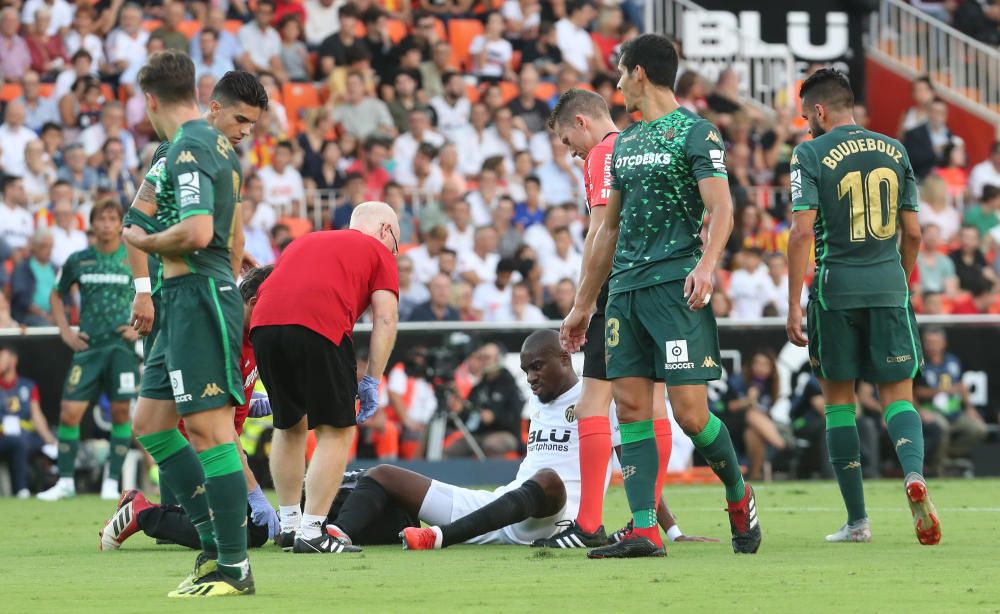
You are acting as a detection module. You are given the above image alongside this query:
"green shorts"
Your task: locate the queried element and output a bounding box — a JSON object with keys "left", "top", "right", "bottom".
{"left": 807, "top": 300, "right": 923, "bottom": 383}
{"left": 604, "top": 280, "right": 723, "bottom": 385}
{"left": 63, "top": 343, "right": 140, "bottom": 403}
{"left": 140, "top": 274, "right": 245, "bottom": 415}
{"left": 142, "top": 291, "right": 163, "bottom": 364}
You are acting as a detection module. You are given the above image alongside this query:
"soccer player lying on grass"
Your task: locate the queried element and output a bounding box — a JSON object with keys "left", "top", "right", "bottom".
{"left": 322, "top": 329, "right": 714, "bottom": 550}
{"left": 99, "top": 266, "right": 279, "bottom": 551}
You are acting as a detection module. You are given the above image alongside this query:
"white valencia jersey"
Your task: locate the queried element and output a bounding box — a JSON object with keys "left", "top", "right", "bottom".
{"left": 495, "top": 380, "right": 619, "bottom": 519}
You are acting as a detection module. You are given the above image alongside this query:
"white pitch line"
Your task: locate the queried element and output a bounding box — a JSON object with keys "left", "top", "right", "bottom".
{"left": 687, "top": 507, "right": 1000, "bottom": 513}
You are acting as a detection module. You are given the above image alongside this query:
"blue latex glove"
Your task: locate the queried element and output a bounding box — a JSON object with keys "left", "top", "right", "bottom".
{"left": 356, "top": 374, "right": 380, "bottom": 424}
{"left": 247, "top": 485, "right": 279, "bottom": 539}
{"left": 248, "top": 392, "right": 272, "bottom": 418}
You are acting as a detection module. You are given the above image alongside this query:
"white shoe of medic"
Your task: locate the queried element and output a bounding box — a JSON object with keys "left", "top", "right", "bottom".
{"left": 825, "top": 518, "right": 872, "bottom": 543}
{"left": 100, "top": 478, "right": 121, "bottom": 500}
{"left": 37, "top": 478, "right": 76, "bottom": 501}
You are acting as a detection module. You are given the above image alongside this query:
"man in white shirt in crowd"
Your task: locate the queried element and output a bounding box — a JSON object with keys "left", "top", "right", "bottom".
{"left": 241, "top": 198, "right": 276, "bottom": 266}
{"left": 492, "top": 282, "right": 546, "bottom": 323}
{"left": 465, "top": 166, "right": 504, "bottom": 227}
{"left": 17, "top": 71, "right": 59, "bottom": 132}
{"left": 0, "top": 176, "right": 35, "bottom": 253}
{"left": 485, "top": 108, "right": 528, "bottom": 172}
{"left": 194, "top": 28, "right": 235, "bottom": 82}
{"left": 523, "top": 205, "right": 568, "bottom": 262}
{"left": 48, "top": 198, "right": 87, "bottom": 268}
{"left": 397, "top": 255, "right": 430, "bottom": 322}
{"left": 64, "top": 6, "right": 104, "bottom": 67}
{"left": 727, "top": 247, "right": 774, "bottom": 320}
{"left": 332, "top": 71, "right": 397, "bottom": 140}
{"left": 240, "top": 175, "right": 278, "bottom": 235}
{"left": 459, "top": 226, "right": 501, "bottom": 287}
{"left": 969, "top": 141, "right": 1000, "bottom": 202}
{"left": 53, "top": 50, "right": 97, "bottom": 100}
{"left": 540, "top": 226, "right": 582, "bottom": 293}
{"left": 80, "top": 101, "right": 139, "bottom": 170}
{"left": 258, "top": 141, "right": 306, "bottom": 214}
{"left": 393, "top": 107, "right": 446, "bottom": 187}
{"left": 469, "top": 12, "right": 514, "bottom": 81}
{"left": 21, "top": 0, "right": 72, "bottom": 35}
{"left": 190, "top": 6, "right": 246, "bottom": 67}
{"left": 430, "top": 71, "right": 472, "bottom": 145}
{"left": 765, "top": 252, "right": 804, "bottom": 317}
{"left": 555, "top": 0, "right": 598, "bottom": 78}
{"left": 304, "top": 0, "right": 345, "bottom": 48}
{"left": 473, "top": 258, "right": 516, "bottom": 321}
{"left": 536, "top": 133, "right": 584, "bottom": 206}
{"left": 238, "top": 0, "right": 282, "bottom": 75}
{"left": 408, "top": 225, "right": 449, "bottom": 286}
{"left": 410, "top": 143, "right": 445, "bottom": 197}
{"left": 456, "top": 102, "right": 501, "bottom": 177}
{"left": 446, "top": 200, "right": 476, "bottom": 255}
{"left": 0, "top": 101, "right": 37, "bottom": 178}
{"left": 105, "top": 3, "right": 149, "bottom": 83}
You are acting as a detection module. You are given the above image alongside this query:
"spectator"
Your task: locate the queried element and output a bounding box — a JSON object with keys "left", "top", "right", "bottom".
{"left": 393, "top": 107, "right": 447, "bottom": 188}
{"left": 951, "top": 0, "right": 1000, "bottom": 45}
{"left": 470, "top": 11, "right": 515, "bottom": 82}
{"left": 921, "top": 290, "right": 946, "bottom": 315}
{"left": 465, "top": 165, "right": 504, "bottom": 226}
{"left": 0, "top": 293, "right": 18, "bottom": 329}
{"left": 60, "top": 75, "right": 106, "bottom": 139}
{"left": 1, "top": 102, "right": 38, "bottom": 179}
{"left": 258, "top": 140, "right": 306, "bottom": 213}
{"left": 95, "top": 138, "right": 136, "bottom": 208}
{"left": 419, "top": 40, "right": 453, "bottom": 99}
{"left": 493, "top": 281, "right": 547, "bottom": 322}
{"left": 53, "top": 50, "right": 96, "bottom": 101}
{"left": 396, "top": 255, "right": 429, "bottom": 321}
{"left": 521, "top": 20, "right": 564, "bottom": 79}
{"left": 536, "top": 133, "right": 583, "bottom": 206}
{"left": 296, "top": 109, "right": 335, "bottom": 184}
{"left": 10, "top": 229, "right": 57, "bottom": 326}
{"left": 383, "top": 348, "right": 438, "bottom": 458}
{"left": 408, "top": 273, "right": 460, "bottom": 322}
{"left": 505, "top": 150, "right": 533, "bottom": 202}
{"left": 438, "top": 248, "right": 458, "bottom": 280}
{"left": 330, "top": 172, "right": 367, "bottom": 229}
{"left": 950, "top": 286, "right": 997, "bottom": 315}
{"left": 438, "top": 143, "right": 467, "bottom": 193}
{"left": 361, "top": 7, "right": 395, "bottom": 82}
{"left": 513, "top": 175, "right": 545, "bottom": 229}
{"left": 17, "top": 71, "right": 59, "bottom": 132}
{"left": 278, "top": 16, "right": 312, "bottom": 82}
{"left": 458, "top": 226, "right": 501, "bottom": 287}
{"left": 962, "top": 185, "right": 1000, "bottom": 239}
{"left": 0, "top": 344, "right": 56, "bottom": 497}
{"left": 524, "top": 204, "right": 567, "bottom": 262}
{"left": 728, "top": 247, "right": 773, "bottom": 320}
{"left": 502, "top": 0, "right": 542, "bottom": 40}
{"left": 472, "top": 258, "right": 517, "bottom": 321}
{"left": 80, "top": 101, "right": 139, "bottom": 170}
{"left": 915, "top": 328, "right": 989, "bottom": 472}
{"left": 312, "top": 139, "right": 347, "bottom": 194}
{"left": 903, "top": 99, "right": 956, "bottom": 180}
{"left": 898, "top": 75, "right": 936, "bottom": 136}
{"left": 0, "top": 176, "right": 35, "bottom": 253}
{"left": 765, "top": 252, "right": 804, "bottom": 317}
{"left": 513, "top": 243, "right": 544, "bottom": 306}
{"left": 21, "top": 140, "right": 56, "bottom": 210}
{"left": 676, "top": 70, "right": 708, "bottom": 113}
{"left": 508, "top": 64, "right": 550, "bottom": 135}
{"left": 590, "top": 4, "right": 623, "bottom": 71}
{"left": 445, "top": 342, "right": 523, "bottom": 458}
{"left": 788, "top": 375, "right": 830, "bottom": 479}
{"left": 430, "top": 71, "right": 472, "bottom": 145}
{"left": 346, "top": 136, "right": 391, "bottom": 201}
{"left": 917, "top": 224, "right": 959, "bottom": 296}
{"left": 190, "top": 7, "right": 246, "bottom": 67}
{"left": 444, "top": 200, "right": 475, "bottom": 254}
{"left": 453, "top": 102, "right": 497, "bottom": 177}
{"left": 332, "top": 71, "right": 395, "bottom": 139}
{"left": 241, "top": 199, "right": 276, "bottom": 267}
{"left": 401, "top": 11, "right": 443, "bottom": 63}
{"left": 540, "top": 226, "right": 582, "bottom": 291}
{"left": 543, "top": 277, "right": 576, "bottom": 319}
{"left": 55, "top": 143, "right": 98, "bottom": 202}
{"left": 47, "top": 197, "right": 86, "bottom": 269}
{"left": 706, "top": 67, "right": 743, "bottom": 122}
{"left": 492, "top": 196, "right": 521, "bottom": 258}
{"left": 968, "top": 142, "right": 1000, "bottom": 201}
{"left": 303, "top": 0, "right": 344, "bottom": 48}
{"left": 720, "top": 349, "right": 788, "bottom": 481}
{"left": 555, "top": 1, "right": 598, "bottom": 77}
{"left": 487, "top": 107, "right": 529, "bottom": 172}
{"left": 193, "top": 28, "right": 235, "bottom": 82}
{"left": 386, "top": 70, "right": 421, "bottom": 134}
{"left": 150, "top": 0, "right": 189, "bottom": 52}
{"left": 317, "top": 3, "right": 366, "bottom": 79}
{"left": 409, "top": 143, "right": 445, "bottom": 198}
{"left": 451, "top": 279, "right": 481, "bottom": 321}
{"left": 196, "top": 73, "right": 217, "bottom": 112}
{"left": 408, "top": 225, "right": 448, "bottom": 285}
{"left": 105, "top": 3, "right": 149, "bottom": 84}
{"left": 935, "top": 140, "right": 969, "bottom": 199}
{"left": 239, "top": 0, "right": 283, "bottom": 76}
{"left": 384, "top": 182, "right": 416, "bottom": 244}
{"left": 0, "top": 7, "right": 32, "bottom": 82}
{"left": 949, "top": 226, "right": 996, "bottom": 293}
{"left": 918, "top": 174, "right": 961, "bottom": 243}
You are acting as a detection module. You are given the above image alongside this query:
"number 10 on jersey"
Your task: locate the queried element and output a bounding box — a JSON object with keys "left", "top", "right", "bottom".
{"left": 838, "top": 167, "right": 899, "bottom": 242}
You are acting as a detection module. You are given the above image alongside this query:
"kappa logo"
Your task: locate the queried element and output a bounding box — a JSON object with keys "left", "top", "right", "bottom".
{"left": 175, "top": 150, "right": 198, "bottom": 164}
{"left": 709, "top": 460, "right": 728, "bottom": 471}
{"left": 201, "top": 382, "right": 224, "bottom": 398}
{"left": 844, "top": 461, "right": 862, "bottom": 470}
{"left": 702, "top": 356, "right": 718, "bottom": 368}
{"left": 809, "top": 356, "right": 820, "bottom": 368}
{"left": 789, "top": 153, "right": 799, "bottom": 165}
{"left": 895, "top": 437, "right": 912, "bottom": 450}
{"left": 177, "top": 171, "right": 200, "bottom": 207}
{"left": 621, "top": 465, "right": 637, "bottom": 479}
{"left": 192, "top": 484, "right": 206, "bottom": 497}
{"left": 705, "top": 130, "right": 722, "bottom": 145}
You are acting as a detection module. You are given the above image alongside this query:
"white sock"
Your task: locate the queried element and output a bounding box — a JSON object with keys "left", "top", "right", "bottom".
{"left": 58, "top": 477, "right": 75, "bottom": 489}
{"left": 279, "top": 505, "right": 301, "bottom": 532}
{"left": 299, "top": 514, "right": 326, "bottom": 540}
{"left": 431, "top": 526, "right": 443, "bottom": 549}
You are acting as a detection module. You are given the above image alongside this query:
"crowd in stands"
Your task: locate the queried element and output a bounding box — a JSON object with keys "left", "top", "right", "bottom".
{"left": 0, "top": 0, "right": 998, "bottom": 487}
{"left": 911, "top": 0, "right": 1000, "bottom": 46}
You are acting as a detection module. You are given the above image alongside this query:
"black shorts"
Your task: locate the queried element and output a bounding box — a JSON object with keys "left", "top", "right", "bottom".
{"left": 582, "top": 282, "right": 610, "bottom": 380}
{"left": 251, "top": 325, "right": 358, "bottom": 430}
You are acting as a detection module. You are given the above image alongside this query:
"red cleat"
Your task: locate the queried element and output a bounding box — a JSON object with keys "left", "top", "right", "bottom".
{"left": 100, "top": 490, "right": 153, "bottom": 551}
{"left": 906, "top": 479, "right": 941, "bottom": 546}
{"left": 400, "top": 526, "right": 442, "bottom": 550}
{"left": 325, "top": 524, "right": 352, "bottom": 545}
{"left": 726, "top": 484, "right": 762, "bottom": 554}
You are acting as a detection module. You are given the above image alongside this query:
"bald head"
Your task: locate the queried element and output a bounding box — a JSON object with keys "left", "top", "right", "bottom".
{"left": 350, "top": 201, "right": 401, "bottom": 254}
{"left": 522, "top": 329, "right": 562, "bottom": 356}
{"left": 520, "top": 329, "right": 575, "bottom": 403}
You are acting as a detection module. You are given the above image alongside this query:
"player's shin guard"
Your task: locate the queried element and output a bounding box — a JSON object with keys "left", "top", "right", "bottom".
{"left": 884, "top": 401, "right": 925, "bottom": 477}
{"left": 576, "top": 416, "right": 612, "bottom": 533}
{"left": 108, "top": 422, "right": 132, "bottom": 481}
{"left": 825, "top": 405, "right": 867, "bottom": 523}
{"left": 653, "top": 418, "right": 672, "bottom": 509}
{"left": 439, "top": 479, "right": 546, "bottom": 547}
{"left": 689, "top": 413, "right": 745, "bottom": 503}
{"left": 333, "top": 476, "right": 389, "bottom": 540}
{"left": 137, "top": 429, "right": 217, "bottom": 554}
{"left": 57, "top": 424, "right": 80, "bottom": 478}
{"left": 198, "top": 443, "right": 248, "bottom": 579}
{"left": 619, "top": 420, "right": 661, "bottom": 546}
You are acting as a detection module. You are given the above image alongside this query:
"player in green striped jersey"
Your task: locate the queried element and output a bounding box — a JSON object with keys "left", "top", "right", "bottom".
{"left": 786, "top": 68, "right": 940, "bottom": 546}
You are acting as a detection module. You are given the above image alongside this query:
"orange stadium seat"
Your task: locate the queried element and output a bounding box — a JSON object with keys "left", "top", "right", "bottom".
{"left": 511, "top": 50, "right": 521, "bottom": 72}
{"left": 1, "top": 84, "right": 22, "bottom": 102}
{"left": 464, "top": 83, "right": 480, "bottom": 103}
{"left": 534, "top": 82, "right": 556, "bottom": 101}
{"left": 142, "top": 19, "right": 162, "bottom": 31}
{"left": 178, "top": 20, "right": 201, "bottom": 39}
{"left": 386, "top": 18, "right": 408, "bottom": 44}
{"left": 100, "top": 84, "right": 115, "bottom": 102}
{"left": 448, "top": 19, "right": 484, "bottom": 72}
{"left": 224, "top": 19, "right": 242, "bottom": 34}
{"left": 498, "top": 81, "right": 519, "bottom": 104}
{"left": 38, "top": 83, "right": 54, "bottom": 98}
{"left": 282, "top": 82, "right": 321, "bottom": 134}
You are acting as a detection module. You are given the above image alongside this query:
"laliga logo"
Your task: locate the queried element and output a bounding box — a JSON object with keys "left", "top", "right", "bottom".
{"left": 683, "top": 11, "right": 849, "bottom": 61}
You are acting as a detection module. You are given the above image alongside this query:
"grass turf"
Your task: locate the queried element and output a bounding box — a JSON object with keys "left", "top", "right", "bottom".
{"left": 1, "top": 479, "right": 998, "bottom": 612}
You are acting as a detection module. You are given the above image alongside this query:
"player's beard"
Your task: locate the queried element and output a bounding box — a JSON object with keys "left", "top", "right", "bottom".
{"left": 808, "top": 118, "right": 826, "bottom": 138}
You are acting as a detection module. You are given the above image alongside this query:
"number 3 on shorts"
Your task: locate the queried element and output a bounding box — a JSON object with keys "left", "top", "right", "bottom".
{"left": 606, "top": 317, "right": 620, "bottom": 348}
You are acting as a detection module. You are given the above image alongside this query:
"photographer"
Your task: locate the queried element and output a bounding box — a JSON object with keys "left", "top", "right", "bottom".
{"left": 386, "top": 347, "right": 439, "bottom": 459}
{"left": 445, "top": 343, "right": 524, "bottom": 459}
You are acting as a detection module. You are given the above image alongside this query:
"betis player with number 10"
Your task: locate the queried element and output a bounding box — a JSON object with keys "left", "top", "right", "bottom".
{"left": 786, "top": 68, "right": 940, "bottom": 545}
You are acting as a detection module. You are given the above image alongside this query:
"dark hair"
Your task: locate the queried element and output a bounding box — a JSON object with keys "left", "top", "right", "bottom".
{"left": 552, "top": 225, "right": 571, "bottom": 236}
{"left": 257, "top": 0, "right": 276, "bottom": 12}
{"left": 89, "top": 198, "right": 123, "bottom": 225}
{"left": 362, "top": 6, "right": 385, "bottom": 25}
{"left": 211, "top": 70, "right": 269, "bottom": 110}
{"left": 0, "top": 174, "right": 21, "bottom": 194}
{"left": 982, "top": 184, "right": 1000, "bottom": 201}
{"left": 0, "top": 344, "right": 18, "bottom": 357}
{"left": 51, "top": 179, "right": 72, "bottom": 191}
{"left": 442, "top": 70, "right": 462, "bottom": 85}
{"left": 525, "top": 175, "right": 541, "bottom": 187}
{"left": 990, "top": 140, "right": 1000, "bottom": 155}
{"left": 345, "top": 45, "right": 372, "bottom": 65}
{"left": 137, "top": 50, "right": 196, "bottom": 104}
{"left": 591, "top": 73, "right": 615, "bottom": 91}
{"left": 344, "top": 171, "right": 365, "bottom": 183}
{"left": 71, "top": 49, "right": 93, "bottom": 63}
{"left": 200, "top": 27, "right": 219, "bottom": 40}
{"left": 799, "top": 68, "right": 854, "bottom": 110}
{"left": 497, "top": 258, "right": 518, "bottom": 274}
{"left": 270, "top": 222, "right": 290, "bottom": 239}
{"left": 363, "top": 135, "right": 387, "bottom": 152}
{"left": 743, "top": 348, "right": 779, "bottom": 402}
{"left": 275, "top": 140, "right": 294, "bottom": 153}
{"left": 240, "top": 265, "right": 274, "bottom": 303}
{"left": 618, "top": 34, "right": 678, "bottom": 89}
{"left": 675, "top": 71, "right": 701, "bottom": 98}
{"left": 41, "top": 121, "right": 62, "bottom": 134}
{"left": 338, "top": 3, "right": 359, "bottom": 19}
{"left": 384, "top": 181, "right": 403, "bottom": 193}
{"left": 440, "top": 247, "right": 457, "bottom": 258}
{"left": 548, "top": 88, "right": 610, "bottom": 129}
{"left": 101, "top": 136, "right": 123, "bottom": 153}
{"left": 914, "top": 75, "right": 933, "bottom": 89}
{"left": 416, "top": 142, "right": 439, "bottom": 159}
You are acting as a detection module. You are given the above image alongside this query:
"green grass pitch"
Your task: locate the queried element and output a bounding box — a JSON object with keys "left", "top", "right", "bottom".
{"left": 2, "top": 479, "right": 998, "bottom": 612}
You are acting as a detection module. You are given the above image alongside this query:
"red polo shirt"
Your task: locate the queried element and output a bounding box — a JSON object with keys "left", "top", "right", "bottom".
{"left": 250, "top": 229, "right": 399, "bottom": 345}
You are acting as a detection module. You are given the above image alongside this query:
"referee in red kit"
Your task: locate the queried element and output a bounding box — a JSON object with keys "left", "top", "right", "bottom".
{"left": 250, "top": 201, "right": 401, "bottom": 554}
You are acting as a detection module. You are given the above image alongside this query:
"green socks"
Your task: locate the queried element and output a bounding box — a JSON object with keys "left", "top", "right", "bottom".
{"left": 57, "top": 424, "right": 80, "bottom": 478}
{"left": 884, "top": 400, "right": 925, "bottom": 476}
{"left": 199, "top": 442, "right": 248, "bottom": 579}
{"left": 137, "top": 429, "right": 217, "bottom": 554}
{"left": 619, "top": 420, "right": 659, "bottom": 529}
{"left": 690, "top": 414, "right": 746, "bottom": 502}
{"left": 108, "top": 422, "right": 132, "bottom": 481}
{"left": 825, "top": 404, "right": 867, "bottom": 523}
